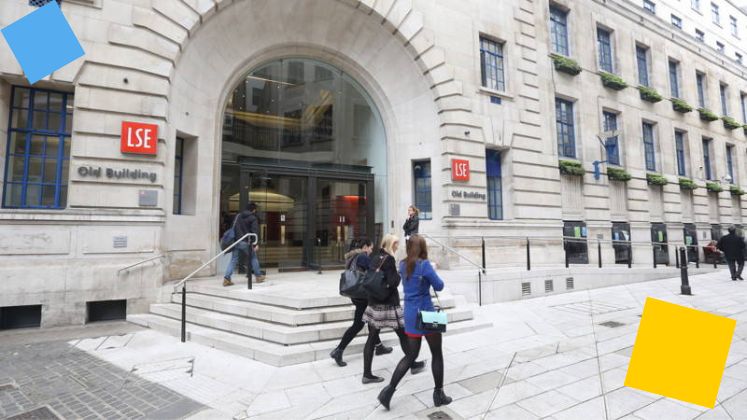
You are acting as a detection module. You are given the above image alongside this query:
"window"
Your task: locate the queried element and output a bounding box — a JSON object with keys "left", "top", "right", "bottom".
{"left": 737, "top": 53, "right": 743, "bottom": 65}
{"left": 549, "top": 6, "right": 569, "bottom": 56}
{"left": 726, "top": 145, "right": 735, "bottom": 183}
{"left": 636, "top": 45, "right": 650, "bottom": 86}
{"left": 711, "top": 2, "right": 720, "bottom": 25}
{"left": 695, "top": 29, "right": 705, "bottom": 42}
{"left": 3, "top": 87, "right": 73, "bottom": 209}
{"left": 644, "top": 0, "right": 656, "bottom": 13}
{"left": 692, "top": 0, "right": 700, "bottom": 11}
{"left": 642, "top": 122, "right": 656, "bottom": 171}
{"left": 675, "top": 131, "right": 687, "bottom": 176}
{"left": 703, "top": 138, "right": 713, "bottom": 180}
{"left": 716, "top": 41, "right": 725, "bottom": 54}
{"left": 603, "top": 111, "right": 620, "bottom": 165}
{"left": 413, "top": 160, "right": 432, "bottom": 220}
{"left": 720, "top": 83, "right": 728, "bottom": 115}
{"left": 669, "top": 60, "right": 680, "bottom": 98}
{"left": 173, "top": 137, "right": 184, "bottom": 215}
{"left": 671, "top": 15, "right": 683, "bottom": 29}
{"left": 486, "top": 149, "right": 503, "bottom": 220}
{"left": 480, "top": 37, "right": 506, "bottom": 92}
{"left": 696, "top": 72, "right": 706, "bottom": 108}
{"left": 741, "top": 93, "right": 747, "bottom": 123}
{"left": 29, "top": 0, "right": 61, "bottom": 6}
{"left": 597, "top": 27, "right": 614, "bottom": 72}
{"left": 730, "top": 16, "right": 738, "bottom": 36}
{"left": 555, "top": 98, "right": 576, "bottom": 158}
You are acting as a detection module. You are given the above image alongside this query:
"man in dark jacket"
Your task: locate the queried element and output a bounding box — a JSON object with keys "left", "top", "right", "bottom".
{"left": 717, "top": 225, "right": 745, "bottom": 281}
{"left": 224, "top": 202, "right": 264, "bottom": 286}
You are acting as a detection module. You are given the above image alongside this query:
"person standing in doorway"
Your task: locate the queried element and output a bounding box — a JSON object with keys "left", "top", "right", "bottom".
{"left": 224, "top": 202, "right": 265, "bottom": 286}
{"left": 717, "top": 225, "right": 745, "bottom": 281}
{"left": 403, "top": 206, "right": 419, "bottom": 241}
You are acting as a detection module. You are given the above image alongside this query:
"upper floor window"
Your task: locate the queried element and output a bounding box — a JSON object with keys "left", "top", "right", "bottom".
{"left": 716, "top": 41, "right": 725, "bottom": 54}
{"left": 692, "top": 0, "right": 700, "bottom": 11}
{"left": 644, "top": 0, "right": 656, "bottom": 14}
{"left": 696, "top": 72, "right": 707, "bottom": 108}
{"left": 711, "top": 3, "right": 720, "bottom": 25}
{"left": 480, "top": 37, "right": 506, "bottom": 92}
{"left": 741, "top": 93, "right": 747, "bottom": 124}
{"left": 695, "top": 29, "right": 705, "bottom": 42}
{"left": 603, "top": 111, "right": 620, "bottom": 166}
{"left": 642, "top": 122, "right": 657, "bottom": 172}
{"left": 726, "top": 145, "right": 736, "bottom": 184}
{"left": 671, "top": 15, "right": 683, "bottom": 29}
{"left": 720, "top": 83, "right": 728, "bottom": 115}
{"left": 549, "top": 6, "right": 570, "bottom": 56}
{"left": 675, "top": 131, "right": 687, "bottom": 177}
{"left": 737, "top": 53, "right": 744, "bottom": 65}
{"left": 485, "top": 149, "right": 503, "bottom": 220}
{"left": 730, "top": 16, "right": 738, "bottom": 37}
{"left": 597, "top": 27, "right": 614, "bottom": 73}
{"left": 413, "top": 160, "right": 432, "bottom": 220}
{"left": 555, "top": 98, "right": 576, "bottom": 159}
{"left": 668, "top": 60, "right": 680, "bottom": 98}
{"left": 636, "top": 45, "right": 650, "bottom": 87}
{"left": 703, "top": 138, "right": 713, "bottom": 180}
{"left": 3, "top": 87, "right": 73, "bottom": 209}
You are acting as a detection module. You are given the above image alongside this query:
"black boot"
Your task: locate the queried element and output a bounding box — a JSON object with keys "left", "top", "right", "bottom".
{"left": 329, "top": 348, "right": 347, "bottom": 367}
{"left": 410, "top": 360, "right": 426, "bottom": 374}
{"left": 375, "top": 344, "right": 393, "bottom": 355}
{"left": 433, "top": 388, "right": 452, "bottom": 407}
{"left": 378, "top": 385, "right": 396, "bottom": 410}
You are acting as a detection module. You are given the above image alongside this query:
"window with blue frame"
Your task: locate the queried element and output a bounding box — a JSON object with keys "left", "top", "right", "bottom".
{"left": 669, "top": 60, "right": 680, "bottom": 98}
{"left": 675, "top": 131, "right": 687, "bottom": 176}
{"left": 720, "top": 83, "right": 728, "bottom": 115}
{"left": 480, "top": 37, "right": 505, "bottom": 92}
{"left": 703, "top": 138, "right": 713, "bottom": 180}
{"left": 173, "top": 137, "right": 184, "bottom": 215}
{"left": 3, "top": 87, "right": 73, "bottom": 209}
{"left": 603, "top": 111, "right": 620, "bottom": 166}
{"left": 642, "top": 122, "right": 656, "bottom": 171}
{"left": 555, "top": 98, "right": 576, "bottom": 158}
{"left": 636, "top": 45, "right": 650, "bottom": 87}
{"left": 696, "top": 72, "right": 706, "bottom": 108}
{"left": 550, "top": 6, "right": 569, "bottom": 56}
{"left": 597, "top": 27, "right": 614, "bottom": 73}
{"left": 413, "top": 160, "right": 432, "bottom": 220}
{"left": 485, "top": 149, "right": 503, "bottom": 220}
{"left": 726, "top": 145, "right": 735, "bottom": 183}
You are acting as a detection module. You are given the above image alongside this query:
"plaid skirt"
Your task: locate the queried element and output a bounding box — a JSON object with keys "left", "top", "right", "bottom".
{"left": 363, "top": 304, "right": 404, "bottom": 330}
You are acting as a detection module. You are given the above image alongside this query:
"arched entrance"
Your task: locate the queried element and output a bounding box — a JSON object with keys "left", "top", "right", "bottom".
{"left": 220, "top": 58, "right": 387, "bottom": 271}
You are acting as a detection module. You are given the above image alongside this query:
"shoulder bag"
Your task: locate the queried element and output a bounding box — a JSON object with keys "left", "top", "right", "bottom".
{"left": 415, "top": 262, "right": 448, "bottom": 333}
{"left": 220, "top": 214, "right": 239, "bottom": 250}
{"left": 339, "top": 254, "right": 367, "bottom": 299}
{"left": 361, "top": 254, "right": 391, "bottom": 302}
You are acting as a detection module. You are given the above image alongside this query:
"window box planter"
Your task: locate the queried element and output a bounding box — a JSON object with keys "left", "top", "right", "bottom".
{"left": 679, "top": 178, "right": 698, "bottom": 191}
{"left": 600, "top": 72, "right": 627, "bottom": 90}
{"left": 550, "top": 54, "right": 582, "bottom": 76}
{"left": 697, "top": 108, "right": 719, "bottom": 122}
{"left": 706, "top": 182, "right": 723, "bottom": 193}
{"left": 607, "top": 167, "right": 632, "bottom": 182}
{"left": 730, "top": 185, "right": 745, "bottom": 196}
{"left": 559, "top": 160, "right": 585, "bottom": 177}
{"left": 671, "top": 98, "right": 693, "bottom": 113}
{"left": 722, "top": 116, "right": 741, "bottom": 130}
{"left": 646, "top": 173, "right": 668, "bottom": 186}
{"left": 638, "top": 86, "right": 663, "bottom": 103}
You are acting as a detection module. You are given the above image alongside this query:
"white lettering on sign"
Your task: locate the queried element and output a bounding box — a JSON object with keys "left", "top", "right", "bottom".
{"left": 454, "top": 161, "right": 468, "bottom": 178}
{"left": 126, "top": 127, "right": 155, "bottom": 149}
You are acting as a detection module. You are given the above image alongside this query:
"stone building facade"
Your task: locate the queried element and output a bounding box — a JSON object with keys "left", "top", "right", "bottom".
{"left": 0, "top": 0, "right": 745, "bottom": 326}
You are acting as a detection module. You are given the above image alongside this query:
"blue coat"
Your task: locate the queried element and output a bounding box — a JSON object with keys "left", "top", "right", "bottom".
{"left": 399, "top": 259, "right": 445, "bottom": 335}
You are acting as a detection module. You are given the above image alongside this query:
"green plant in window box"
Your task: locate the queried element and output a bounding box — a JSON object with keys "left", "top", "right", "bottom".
{"left": 671, "top": 98, "right": 693, "bottom": 113}
{"left": 722, "top": 116, "right": 741, "bottom": 130}
{"left": 697, "top": 108, "right": 720, "bottom": 122}
{"left": 646, "top": 173, "right": 668, "bottom": 186}
{"left": 559, "top": 160, "right": 585, "bottom": 177}
{"left": 600, "top": 72, "right": 627, "bottom": 90}
{"left": 744, "top": 124, "right": 747, "bottom": 135}
{"left": 730, "top": 185, "right": 745, "bottom": 196}
{"left": 706, "top": 182, "right": 723, "bottom": 193}
{"left": 638, "top": 86, "right": 663, "bottom": 103}
{"left": 607, "top": 167, "right": 632, "bottom": 182}
{"left": 550, "top": 54, "right": 582, "bottom": 75}
{"left": 678, "top": 178, "right": 698, "bottom": 191}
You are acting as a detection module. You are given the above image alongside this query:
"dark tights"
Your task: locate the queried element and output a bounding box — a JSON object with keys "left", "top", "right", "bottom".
{"left": 388, "top": 333, "right": 444, "bottom": 389}
{"left": 337, "top": 299, "right": 381, "bottom": 352}
{"left": 363, "top": 325, "right": 409, "bottom": 377}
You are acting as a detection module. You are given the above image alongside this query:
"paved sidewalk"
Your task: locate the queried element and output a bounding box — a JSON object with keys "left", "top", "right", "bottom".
{"left": 2, "top": 269, "right": 747, "bottom": 419}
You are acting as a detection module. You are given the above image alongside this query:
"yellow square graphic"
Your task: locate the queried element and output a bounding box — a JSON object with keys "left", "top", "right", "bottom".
{"left": 625, "top": 297, "right": 736, "bottom": 408}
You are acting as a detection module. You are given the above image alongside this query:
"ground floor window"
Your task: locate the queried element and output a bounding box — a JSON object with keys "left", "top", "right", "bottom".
{"left": 563, "top": 221, "right": 588, "bottom": 264}
{"left": 683, "top": 223, "right": 699, "bottom": 263}
{"left": 651, "top": 223, "right": 669, "bottom": 265}
{"left": 711, "top": 224, "right": 722, "bottom": 240}
{"left": 486, "top": 149, "right": 502, "bottom": 220}
{"left": 611, "top": 222, "right": 631, "bottom": 264}
{"left": 413, "top": 160, "right": 432, "bottom": 220}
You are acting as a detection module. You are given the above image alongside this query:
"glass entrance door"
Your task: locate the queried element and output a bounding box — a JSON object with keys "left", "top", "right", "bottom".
{"left": 315, "top": 179, "right": 369, "bottom": 268}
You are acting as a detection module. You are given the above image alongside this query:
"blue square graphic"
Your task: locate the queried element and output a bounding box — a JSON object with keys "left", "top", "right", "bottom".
{"left": 1, "top": 1, "right": 85, "bottom": 84}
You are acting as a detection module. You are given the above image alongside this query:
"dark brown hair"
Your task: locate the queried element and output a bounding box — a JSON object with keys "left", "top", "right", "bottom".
{"left": 405, "top": 234, "right": 428, "bottom": 278}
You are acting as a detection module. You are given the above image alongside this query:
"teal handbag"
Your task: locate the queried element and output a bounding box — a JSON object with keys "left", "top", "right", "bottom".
{"left": 415, "top": 262, "right": 448, "bottom": 333}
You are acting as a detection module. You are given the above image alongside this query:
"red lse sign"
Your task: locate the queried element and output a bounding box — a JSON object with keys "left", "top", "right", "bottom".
{"left": 121, "top": 121, "right": 158, "bottom": 155}
{"left": 451, "top": 159, "right": 470, "bottom": 181}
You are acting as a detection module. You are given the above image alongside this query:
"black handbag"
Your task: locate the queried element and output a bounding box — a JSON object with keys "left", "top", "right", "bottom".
{"left": 339, "top": 255, "right": 367, "bottom": 299}
{"left": 362, "top": 255, "right": 391, "bottom": 301}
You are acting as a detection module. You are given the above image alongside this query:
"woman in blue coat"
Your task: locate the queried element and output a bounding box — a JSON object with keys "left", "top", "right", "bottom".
{"left": 378, "top": 235, "right": 452, "bottom": 409}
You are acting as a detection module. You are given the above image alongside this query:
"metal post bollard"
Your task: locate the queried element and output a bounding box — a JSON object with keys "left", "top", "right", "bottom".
{"left": 675, "top": 246, "right": 680, "bottom": 268}
{"left": 181, "top": 285, "right": 186, "bottom": 343}
{"left": 694, "top": 247, "right": 699, "bottom": 268}
{"left": 565, "top": 244, "right": 569, "bottom": 268}
{"left": 481, "top": 237, "right": 486, "bottom": 273}
{"left": 247, "top": 242, "right": 253, "bottom": 290}
{"left": 680, "top": 247, "right": 692, "bottom": 295}
{"left": 478, "top": 270, "right": 482, "bottom": 307}
{"left": 627, "top": 243, "right": 632, "bottom": 268}
{"left": 597, "top": 240, "right": 602, "bottom": 268}
{"left": 653, "top": 245, "right": 657, "bottom": 269}
{"left": 526, "top": 237, "right": 531, "bottom": 271}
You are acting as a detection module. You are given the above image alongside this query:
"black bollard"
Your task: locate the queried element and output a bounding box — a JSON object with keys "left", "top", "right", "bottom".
{"left": 565, "top": 245, "right": 569, "bottom": 268}
{"left": 628, "top": 243, "right": 632, "bottom": 268}
{"left": 181, "top": 285, "right": 187, "bottom": 343}
{"left": 526, "top": 237, "right": 531, "bottom": 271}
{"left": 247, "top": 242, "right": 253, "bottom": 290}
{"left": 482, "top": 237, "right": 487, "bottom": 273}
{"left": 597, "top": 240, "right": 602, "bottom": 268}
{"left": 680, "top": 247, "right": 692, "bottom": 295}
{"left": 675, "top": 247, "right": 680, "bottom": 268}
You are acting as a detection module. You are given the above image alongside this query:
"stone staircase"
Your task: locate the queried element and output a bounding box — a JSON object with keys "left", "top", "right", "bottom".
{"left": 128, "top": 273, "right": 491, "bottom": 366}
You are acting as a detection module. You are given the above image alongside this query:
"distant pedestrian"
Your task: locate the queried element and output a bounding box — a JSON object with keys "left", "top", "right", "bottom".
{"left": 403, "top": 206, "right": 419, "bottom": 240}
{"left": 224, "top": 202, "right": 264, "bottom": 286}
{"left": 378, "top": 234, "right": 451, "bottom": 410}
{"left": 717, "top": 225, "right": 745, "bottom": 281}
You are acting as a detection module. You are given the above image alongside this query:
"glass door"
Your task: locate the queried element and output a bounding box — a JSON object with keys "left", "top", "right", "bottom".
{"left": 315, "top": 179, "right": 368, "bottom": 268}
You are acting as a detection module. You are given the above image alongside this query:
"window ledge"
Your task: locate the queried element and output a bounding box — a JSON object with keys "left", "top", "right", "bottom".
{"left": 477, "top": 87, "right": 514, "bottom": 100}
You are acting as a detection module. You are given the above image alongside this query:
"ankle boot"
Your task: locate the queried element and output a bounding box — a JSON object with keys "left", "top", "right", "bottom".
{"left": 433, "top": 388, "right": 452, "bottom": 407}
{"left": 377, "top": 385, "right": 396, "bottom": 410}
{"left": 329, "top": 348, "right": 347, "bottom": 367}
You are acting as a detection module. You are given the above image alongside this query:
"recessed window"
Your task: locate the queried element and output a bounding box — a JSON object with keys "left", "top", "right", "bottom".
{"left": 0, "top": 305, "right": 42, "bottom": 330}
{"left": 668, "top": 60, "right": 680, "bottom": 98}
{"left": 696, "top": 72, "right": 707, "bottom": 108}
{"left": 636, "top": 45, "right": 650, "bottom": 87}
{"left": 695, "top": 29, "right": 705, "bottom": 42}
{"left": 736, "top": 53, "right": 743, "bottom": 65}
{"left": 643, "top": 0, "right": 656, "bottom": 14}
{"left": 711, "top": 3, "right": 720, "bottom": 25}
{"left": 555, "top": 98, "right": 576, "bottom": 159}
{"left": 549, "top": 5, "right": 570, "bottom": 56}
{"left": 597, "top": 27, "right": 614, "bottom": 73}
{"left": 480, "top": 37, "right": 506, "bottom": 92}
{"left": 603, "top": 111, "right": 620, "bottom": 166}
{"left": 412, "top": 160, "right": 432, "bottom": 220}
{"left": 485, "top": 149, "right": 503, "bottom": 220}
{"left": 741, "top": 93, "right": 747, "bottom": 124}
{"left": 642, "top": 122, "right": 656, "bottom": 172}
{"left": 671, "top": 14, "right": 683, "bottom": 29}
{"left": 703, "top": 138, "right": 713, "bottom": 180}
{"left": 691, "top": 0, "right": 700, "bottom": 11}
{"left": 3, "top": 87, "right": 73, "bottom": 209}
{"left": 675, "top": 131, "right": 687, "bottom": 177}
{"left": 730, "top": 16, "right": 738, "bottom": 37}
{"left": 720, "top": 83, "right": 728, "bottom": 115}
{"left": 726, "top": 145, "right": 736, "bottom": 184}
{"left": 716, "top": 41, "right": 725, "bottom": 54}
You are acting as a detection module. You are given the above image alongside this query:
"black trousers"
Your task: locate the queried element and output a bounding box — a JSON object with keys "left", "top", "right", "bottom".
{"left": 726, "top": 258, "right": 744, "bottom": 279}
{"left": 337, "top": 298, "right": 381, "bottom": 351}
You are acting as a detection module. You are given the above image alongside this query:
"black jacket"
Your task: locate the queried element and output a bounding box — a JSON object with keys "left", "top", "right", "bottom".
{"left": 235, "top": 210, "right": 259, "bottom": 243}
{"left": 403, "top": 216, "right": 419, "bottom": 237}
{"left": 368, "top": 250, "right": 401, "bottom": 306}
{"left": 717, "top": 233, "right": 745, "bottom": 260}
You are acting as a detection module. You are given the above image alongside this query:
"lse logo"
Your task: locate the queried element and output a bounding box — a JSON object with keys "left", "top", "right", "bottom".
{"left": 121, "top": 121, "right": 158, "bottom": 155}
{"left": 451, "top": 159, "right": 470, "bottom": 181}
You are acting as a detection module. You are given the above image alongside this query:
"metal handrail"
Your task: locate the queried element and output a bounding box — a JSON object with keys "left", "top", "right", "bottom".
{"left": 173, "top": 233, "right": 257, "bottom": 292}
{"left": 117, "top": 255, "right": 166, "bottom": 274}
{"left": 421, "top": 234, "right": 485, "bottom": 273}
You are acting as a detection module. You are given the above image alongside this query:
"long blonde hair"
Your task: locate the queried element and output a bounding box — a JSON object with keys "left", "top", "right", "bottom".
{"left": 380, "top": 233, "right": 400, "bottom": 256}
